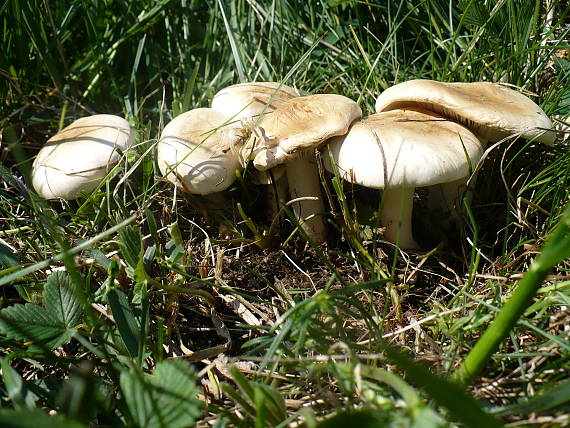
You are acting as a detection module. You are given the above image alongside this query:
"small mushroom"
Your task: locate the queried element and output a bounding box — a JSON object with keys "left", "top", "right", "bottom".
{"left": 32, "top": 114, "right": 134, "bottom": 200}
{"left": 211, "top": 81, "right": 300, "bottom": 125}
{"left": 323, "top": 108, "right": 485, "bottom": 248}
{"left": 236, "top": 94, "right": 362, "bottom": 244}
{"left": 157, "top": 108, "right": 241, "bottom": 195}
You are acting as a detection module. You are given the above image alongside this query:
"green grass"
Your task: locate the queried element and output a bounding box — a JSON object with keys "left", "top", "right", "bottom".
{"left": 1, "top": 0, "right": 570, "bottom": 427}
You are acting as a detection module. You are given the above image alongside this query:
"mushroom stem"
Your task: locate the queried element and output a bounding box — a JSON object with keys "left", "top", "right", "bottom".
{"left": 428, "top": 172, "right": 479, "bottom": 224}
{"left": 266, "top": 172, "right": 289, "bottom": 233}
{"left": 286, "top": 153, "right": 327, "bottom": 244}
{"left": 380, "top": 186, "right": 418, "bottom": 249}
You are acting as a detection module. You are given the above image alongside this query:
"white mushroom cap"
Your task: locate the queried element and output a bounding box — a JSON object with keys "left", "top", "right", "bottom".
{"left": 240, "top": 93, "right": 362, "bottom": 170}
{"left": 375, "top": 80, "right": 556, "bottom": 145}
{"left": 211, "top": 82, "right": 300, "bottom": 124}
{"left": 32, "top": 114, "right": 134, "bottom": 200}
{"left": 157, "top": 108, "right": 241, "bottom": 195}
{"left": 324, "top": 108, "right": 485, "bottom": 188}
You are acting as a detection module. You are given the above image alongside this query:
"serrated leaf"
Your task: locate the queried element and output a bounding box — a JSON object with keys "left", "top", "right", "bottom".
{"left": 107, "top": 288, "right": 140, "bottom": 359}
{"left": 120, "top": 360, "right": 201, "bottom": 428}
{"left": 120, "top": 226, "right": 143, "bottom": 271}
{"left": 0, "top": 272, "right": 82, "bottom": 348}
{"left": 0, "top": 409, "right": 86, "bottom": 428}
{"left": 43, "top": 272, "right": 82, "bottom": 328}
{"left": 119, "top": 226, "right": 150, "bottom": 283}
{"left": 0, "top": 303, "right": 63, "bottom": 341}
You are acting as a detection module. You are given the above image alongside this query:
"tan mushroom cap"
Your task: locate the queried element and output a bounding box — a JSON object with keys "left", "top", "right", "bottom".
{"left": 375, "top": 80, "right": 556, "bottom": 145}
{"left": 324, "top": 108, "right": 485, "bottom": 188}
{"left": 32, "top": 114, "right": 133, "bottom": 200}
{"left": 211, "top": 82, "right": 300, "bottom": 124}
{"left": 157, "top": 108, "right": 241, "bottom": 195}
{"left": 240, "top": 94, "right": 362, "bottom": 170}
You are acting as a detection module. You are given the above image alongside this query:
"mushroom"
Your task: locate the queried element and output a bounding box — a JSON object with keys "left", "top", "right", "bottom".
{"left": 211, "top": 82, "right": 300, "bottom": 221}
{"left": 374, "top": 80, "right": 556, "bottom": 218}
{"left": 375, "top": 80, "right": 556, "bottom": 145}
{"left": 32, "top": 114, "right": 134, "bottom": 200}
{"left": 157, "top": 108, "right": 241, "bottom": 195}
{"left": 323, "top": 108, "right": 485, "bottom": 248}
{"left": 211, "top": 81, "right": 300, "bottom": 125}
{"left": 236, "top": 94, "right": 362, "bottom": 244}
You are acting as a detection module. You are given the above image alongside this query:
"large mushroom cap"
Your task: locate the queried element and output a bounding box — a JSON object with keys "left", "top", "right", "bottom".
{"left": 211, "top": 82, "right": 300, "bottom": 124}
{"left": 32, "top": 114, "right": 133, "bottom": 200}
{"left": 240, "top": 93, "right": 362, "bottom": 170}
{"left": 324, "top": 108, "right": 485, "bottom": 188}
{"left": 157, "top": 108, "right": 241, "bottom": 195}
{"left": 375, "top": 80, "right": 556, "bottom": 145}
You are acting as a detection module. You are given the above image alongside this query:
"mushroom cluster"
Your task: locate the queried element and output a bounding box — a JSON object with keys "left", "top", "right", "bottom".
{"left": 324, "top": 80, "right": 555, "bottom": 247}
{"left": 31, "top": 79, "right": 556, "bottom": 249}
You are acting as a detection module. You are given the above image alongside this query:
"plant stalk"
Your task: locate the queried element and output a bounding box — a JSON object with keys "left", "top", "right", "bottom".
{"left": 453, "top": 204, "right": 570, "bottom": 384}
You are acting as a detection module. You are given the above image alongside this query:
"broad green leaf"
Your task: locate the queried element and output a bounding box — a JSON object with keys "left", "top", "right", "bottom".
{"left": 120, "top": 360, "right": 201, "bottom": 428}
{"left": 0, "top": 272, "right": 82, "bottom": 348}
{"left": 106, "top": 288, "right": 140, "bottom": 360}
{"left": 43, "top": 272, "right": 82, "bottom": 329}
{"left": 0, "top": 303, "right": 64, "bottom": 342}
{"left": 0, "top": 409, "right": 85, "bottom": 428}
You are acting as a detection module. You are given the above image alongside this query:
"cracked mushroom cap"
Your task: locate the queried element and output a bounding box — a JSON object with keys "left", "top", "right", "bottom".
{"left": 211, "top": 82, "right": 300, "bottom": 124}
{"left": 323, "top": 108, "right": 485, "bottom": 188}
{"left": 239, "top": 94, "right": 362, "bottom": 170}
{"left": 157, "top": 108, "right": 241, "bottom": 195}
{"left": 375, "top": 80, "right": 556, "bottom": 145}
{"left": 32, "top": 114, "right": 134, "bottom": 200}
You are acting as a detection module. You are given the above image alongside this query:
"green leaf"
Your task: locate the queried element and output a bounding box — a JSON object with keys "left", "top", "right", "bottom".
{"left": 224, "top": 366, "right": 287, "bottom": 427}
{"left": 0, "top": 272, "right": 82, "bottom": 348}
{"left": 1, "top": 358, "right": 37, "bottom": 409}
{"left": 43, "top": 272, "right": 82, "bottom": 329}
{"left": 383, "top": 344, "right": 502, "bottom": 428}
{"left": 106, "top": 288, "right": 140, "bottom": 360}
{"left": 0, "top": 240, "right": 20, "bottom": 268}
{"left": 0, "top": 409, "right": 86, "bottom": 428}
{"left": 120, "top": 360, "right": 202, "bottom": 428}
{"left": 120, "top": 226, "right": 151, "bottom": 285}
{"left": 0, "top": 303, "right": 61, "bottom": 342}
{"left": 119, "top": 226, "right": 143, "bottom": 272}
{"left": 316, "top": 409, "right": 384, "bottom": 428}
{"left": 492, "top": 378, "right": 570, "bottom": 416}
